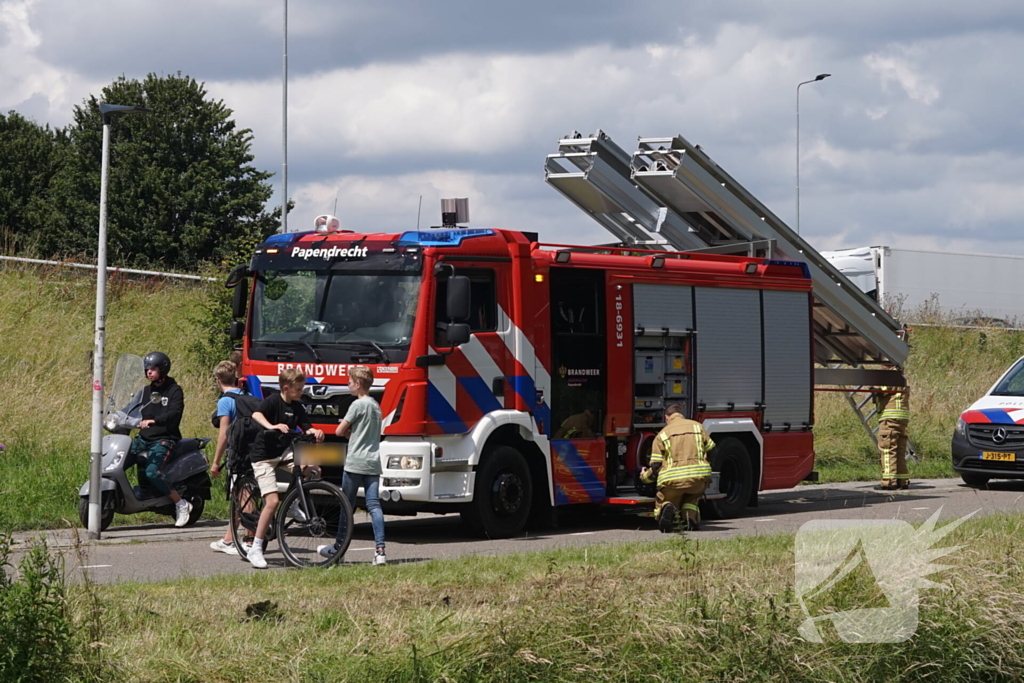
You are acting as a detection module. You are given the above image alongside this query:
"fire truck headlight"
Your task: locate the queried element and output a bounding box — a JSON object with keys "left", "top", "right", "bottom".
{"left": 382, "top": 477, "right": 420, "bottom": 488}
{"left": 388, "top": 456, "right": 423, "bottom": 470}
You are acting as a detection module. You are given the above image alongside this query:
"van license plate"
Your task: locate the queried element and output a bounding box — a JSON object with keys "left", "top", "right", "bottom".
{"left": 982, "top": 452, "right": 1016, "bottom": 462}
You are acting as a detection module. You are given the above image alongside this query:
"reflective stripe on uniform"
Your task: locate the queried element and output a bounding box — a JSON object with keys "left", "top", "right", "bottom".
{"left": 659, "top": 465, "right": 712, "bottom": 484}
{"left": 683, "top": 503, "right": 699, "bottom": 512}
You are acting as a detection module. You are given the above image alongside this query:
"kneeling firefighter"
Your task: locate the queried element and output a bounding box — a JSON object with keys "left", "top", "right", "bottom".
{"left": 640, "top": 404, "right": 714, "bottom": 532}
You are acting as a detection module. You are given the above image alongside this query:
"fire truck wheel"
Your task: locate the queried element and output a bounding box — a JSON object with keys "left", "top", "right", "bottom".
{"left": 705, "top": 437, "right": 753, "bottom": 519}
{"left": 462, "top": 446, "right": 533, "bottom": 538}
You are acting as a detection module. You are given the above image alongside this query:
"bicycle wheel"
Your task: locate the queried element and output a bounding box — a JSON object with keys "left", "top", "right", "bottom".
{"left": 277, "top": 480, "right": 353, "bottom": 568}
{"left": 229, "top": 475, "right": 271, "bottom": 559}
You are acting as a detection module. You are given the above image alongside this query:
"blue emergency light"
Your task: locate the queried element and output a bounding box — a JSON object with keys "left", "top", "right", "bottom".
{"left": 396, "top": 229, "right": 494, "bottom": 247}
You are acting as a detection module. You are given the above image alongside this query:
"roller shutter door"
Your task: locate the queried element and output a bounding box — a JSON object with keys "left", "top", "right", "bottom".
{"left": 762, "top": 290, "right": 812, "bottom": 427}
{"left": 633, "top": 284, "right": 693, "bottom": 332}
{"left": 694, "top": 287, "right": 762, "bottom": 410}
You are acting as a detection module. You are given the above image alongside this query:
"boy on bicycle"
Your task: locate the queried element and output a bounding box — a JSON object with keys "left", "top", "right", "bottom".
{"left": 246, "top": 368, "right": 324, "bottom": 569}
{"left": 319, "top": 365, "right": 386, "bottom": 565}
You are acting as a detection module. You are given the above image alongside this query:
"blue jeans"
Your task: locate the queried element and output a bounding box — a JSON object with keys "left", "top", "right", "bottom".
{"left": 341, "top": 472, "right": 385, "bottom": 548}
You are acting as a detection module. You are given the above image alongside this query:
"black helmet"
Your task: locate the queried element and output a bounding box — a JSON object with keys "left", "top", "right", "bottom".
{"left": 143, "top": 351, "right": 171, "bottom": 377}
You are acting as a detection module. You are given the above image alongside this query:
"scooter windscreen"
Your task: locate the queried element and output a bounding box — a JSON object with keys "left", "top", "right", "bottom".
{"left": 107, "top": 353, "right": 147, "bottom": 416}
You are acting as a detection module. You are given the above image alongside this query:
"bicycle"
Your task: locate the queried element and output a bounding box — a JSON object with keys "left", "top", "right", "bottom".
{"left": 229, "top": 432, "right": 353, "bottom": 568}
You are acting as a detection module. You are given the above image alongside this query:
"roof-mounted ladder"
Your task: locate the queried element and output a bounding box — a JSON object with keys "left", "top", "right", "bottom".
{"left": 545, "top": 131, "right": 909, "bottom": 369}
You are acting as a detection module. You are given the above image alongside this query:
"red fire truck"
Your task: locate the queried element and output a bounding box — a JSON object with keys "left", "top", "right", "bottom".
{"left": 226, "top": 222, "right": 815, "bottom": 537}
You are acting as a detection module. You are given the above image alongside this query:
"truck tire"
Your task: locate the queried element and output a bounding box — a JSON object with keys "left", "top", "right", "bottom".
{"left": 78, "top": 494, "right": 115, "bottom": 532}
{"left": 462, "top": 446, "right": 533, "bottom": 538}
{"left": 705, "top": 437, "right": 754, "bottom": 519}
{"left": 960, "top": 472, "right": 990, "bottom": 488}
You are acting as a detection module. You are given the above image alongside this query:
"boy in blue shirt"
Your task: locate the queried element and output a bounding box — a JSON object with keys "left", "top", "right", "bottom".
{"left": 210, "top": 360, "right": 244, "bottom": 554}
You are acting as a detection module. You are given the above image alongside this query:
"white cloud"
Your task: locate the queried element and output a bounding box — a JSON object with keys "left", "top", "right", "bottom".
{"left": 865, "top": 49, "right": 940, "bottom": 105}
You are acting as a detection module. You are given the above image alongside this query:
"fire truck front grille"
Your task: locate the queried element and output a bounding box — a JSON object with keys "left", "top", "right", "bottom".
{"left": 968, "top": 424, "right": 1024, "bottom": 451}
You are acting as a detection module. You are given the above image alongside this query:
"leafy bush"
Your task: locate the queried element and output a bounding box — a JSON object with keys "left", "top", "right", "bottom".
{"left": 0, "top": 533, "right": 76, "bottom": 682}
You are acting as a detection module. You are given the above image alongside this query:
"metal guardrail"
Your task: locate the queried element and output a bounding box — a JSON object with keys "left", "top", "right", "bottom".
{"left": 0, "top": 255, "right": 217, "bottom": 282}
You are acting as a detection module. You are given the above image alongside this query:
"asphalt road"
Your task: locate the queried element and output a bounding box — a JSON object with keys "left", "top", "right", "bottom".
{"left": 13, "top": 477, "right": 1022, "bottom": 585}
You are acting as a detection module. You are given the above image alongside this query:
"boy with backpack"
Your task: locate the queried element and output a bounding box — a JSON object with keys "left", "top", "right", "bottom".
{"left": 209, "top": 360, "right": 261, "bottom": 555}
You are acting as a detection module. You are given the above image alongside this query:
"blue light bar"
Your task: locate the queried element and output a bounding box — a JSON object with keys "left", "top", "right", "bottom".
{"left": 263, "top": 230, "right": 314, "bottom": 245}
{"left": 396, "top": 229, "right": 494, "bottom": 247}
{"left": 765, "top": 259, "right": 811, "bottom": 279}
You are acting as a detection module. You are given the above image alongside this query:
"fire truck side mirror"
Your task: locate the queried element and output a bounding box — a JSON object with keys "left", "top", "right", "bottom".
{"left": 231, "top": 279, "right": 249, "bottom": 319}
{"left": 446, "top": 275, "right": 472, "bottom": 322}
{"left": 447, "top": 323, "right": 470, "bottom": 347}
{"left": 229, "top": 320, "right": 245, "bottom": 341}
{"left": 225, "top": 264, "right": 250, "bottom": 288}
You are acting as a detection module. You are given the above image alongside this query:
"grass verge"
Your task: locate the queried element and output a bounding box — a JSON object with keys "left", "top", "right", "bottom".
{"left": 68, "top": 513, "right": 1024, "bottom": 682}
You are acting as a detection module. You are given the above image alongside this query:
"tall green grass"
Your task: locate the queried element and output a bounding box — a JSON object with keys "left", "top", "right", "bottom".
{"left": 0, "top": 264, "right": 227, "bottom": 530}
{"left": 815, "top": 321, "right": 1024, "bottom": 482}
{"left": 3, "top": 263, "right": 1024, "bottom": 529}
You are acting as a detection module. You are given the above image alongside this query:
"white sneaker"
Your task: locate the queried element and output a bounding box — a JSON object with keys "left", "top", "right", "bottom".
{"left": 317, "top": 544, "right": 338, "bottom": 559}
{"left": 174, "top": 499, "right": 193, "bottom": 527}
{"left": 248, "top": 546, "right": 268, "bottom": 569}
{"left": 210, "top": 539, "right": 239, "bottom": 556}
{"left": 373, "top": 550, "right": 387, "bottom": 566}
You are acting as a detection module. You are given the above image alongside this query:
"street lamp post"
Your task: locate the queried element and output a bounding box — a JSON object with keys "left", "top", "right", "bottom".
{"left": 88, "top": 103, "right": 151, "bottom": 540}
{"left": 796, "top": 73, "right": 831, "bottom": 235}
{"left": 282, "top": 0, "right": 288, "bottom": 233}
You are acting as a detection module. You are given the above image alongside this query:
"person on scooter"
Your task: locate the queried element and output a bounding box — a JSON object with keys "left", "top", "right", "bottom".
{"left": 130, "top": 351, "right": 192, "bottom": 527}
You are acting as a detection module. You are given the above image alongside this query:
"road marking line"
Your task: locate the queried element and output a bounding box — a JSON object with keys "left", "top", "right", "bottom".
{"left": 79, "top": 565, "right": 112, "bottom": 569}
{"left": 755, "top": 519, "right": 776, "bottom": 522}
{"left": 570, "top": 532, "right": 595, "bottom": 536}
{"left": 347, "top": 547, "right": 374, "bottom": 551}
{"left": 912, "top": 507, "right": 930, "bottom": 510}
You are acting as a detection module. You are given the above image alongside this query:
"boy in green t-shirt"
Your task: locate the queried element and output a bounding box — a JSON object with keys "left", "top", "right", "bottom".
{"left": 318, "top": 365, "right": 386, "bottom": 565}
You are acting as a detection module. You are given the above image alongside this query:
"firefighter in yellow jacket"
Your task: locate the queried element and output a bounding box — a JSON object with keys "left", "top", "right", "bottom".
{"left": 640, "top": 404, "right": 714, "bottom": 532}
{"left": 874, "top": 383, "right": 910, "bottom": 490}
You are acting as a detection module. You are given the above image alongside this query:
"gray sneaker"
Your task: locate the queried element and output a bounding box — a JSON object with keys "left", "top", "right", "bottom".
{"left": 317, "top": 544, "right": 338, "bottom": 559}
{"left": 286, "top": 500, "right": 308, "bottom": 523}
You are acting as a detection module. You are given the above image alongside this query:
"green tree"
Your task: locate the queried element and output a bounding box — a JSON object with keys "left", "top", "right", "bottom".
{"left": 37, "top": 73, "right": 280, "bottom": 270}
{"left": 0, "top": 112, "right": 65, "bottom": 253}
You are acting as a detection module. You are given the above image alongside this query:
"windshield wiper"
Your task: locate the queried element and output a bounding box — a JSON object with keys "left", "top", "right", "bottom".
{"left": 332, "top": 340, "right": 391, "bottom": 364}
{"left": 255, "top": 339, "right": 322, "bottom": 363}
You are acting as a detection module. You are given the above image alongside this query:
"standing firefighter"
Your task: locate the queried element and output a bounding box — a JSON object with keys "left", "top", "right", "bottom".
{"left": 874, "top": 381, "right": 910, "bottom": 490}
{"left": 640, "top": 404, "right": 714, "bottom": 532}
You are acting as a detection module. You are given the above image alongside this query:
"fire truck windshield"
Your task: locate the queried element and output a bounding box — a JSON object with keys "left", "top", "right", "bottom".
{"left": 251, "top": 270, "right": 421, "bottom": 362}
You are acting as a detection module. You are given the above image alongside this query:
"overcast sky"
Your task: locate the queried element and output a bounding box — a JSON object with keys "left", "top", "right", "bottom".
{"left": 3, "top": 0, "right": 1023, "bottom": 255}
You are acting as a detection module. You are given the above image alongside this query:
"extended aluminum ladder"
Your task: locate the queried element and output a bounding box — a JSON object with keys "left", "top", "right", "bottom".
{"left": 545, "top": 131, "right": 909, "bottom": 370}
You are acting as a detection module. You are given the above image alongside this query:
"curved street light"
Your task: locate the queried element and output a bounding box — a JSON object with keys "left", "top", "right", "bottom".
{"left": 796, "top": 73, "right": 831, "bottom": 235}
{"left": 88, "top": 102, "right": 151, "bottom": 539}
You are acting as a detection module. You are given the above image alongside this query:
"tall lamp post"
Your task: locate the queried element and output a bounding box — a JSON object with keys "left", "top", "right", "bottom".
{"left": 796, "top": 73, "right": 831, "bottom": 235}
{"left": 88, "top": 102, "right": 150, "bottom": 540}
{"left": 282, "top": 0, "right": 288, "bottom": 232}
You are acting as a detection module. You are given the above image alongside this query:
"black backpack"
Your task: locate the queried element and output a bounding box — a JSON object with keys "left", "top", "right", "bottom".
{"left": 211, "top": 392, "right": 262, "bottom": 474}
